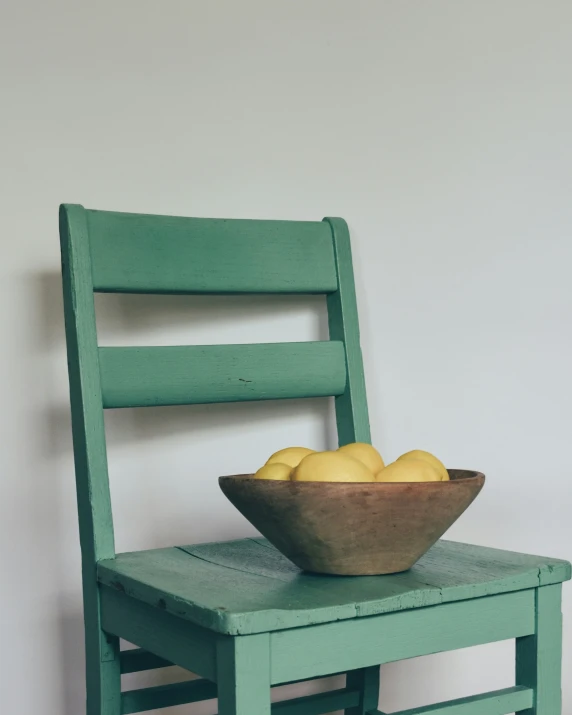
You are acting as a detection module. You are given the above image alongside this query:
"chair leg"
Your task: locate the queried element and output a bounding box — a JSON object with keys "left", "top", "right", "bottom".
{"left": 85, "top": 609, "right": 121, "bottom": 715}
{"left": 345, "top": 666, "right": 380, "bottom": 715}
{"left": 216, "top": 634, "right": 271, "bottom": 715}
{"left": 516, "top": 584, "right": 563, "bottom": 715}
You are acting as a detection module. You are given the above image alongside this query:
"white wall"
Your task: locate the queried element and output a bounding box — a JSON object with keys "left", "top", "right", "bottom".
{"left": 1, "top": 1, "right": 571, "bottom": 713}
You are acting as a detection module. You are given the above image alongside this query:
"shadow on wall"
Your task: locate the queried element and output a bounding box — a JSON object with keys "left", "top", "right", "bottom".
{"left": 56, "top": 602, "right": 86, "bottom": 715}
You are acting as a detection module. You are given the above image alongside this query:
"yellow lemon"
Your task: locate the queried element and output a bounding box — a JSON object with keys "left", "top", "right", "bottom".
{"left": 292, "top": 451, "right": 376, "bottom": 483}
{"left": 397, "top": 449, "right": 449, "bottom": 481}
{"left": 253, "top": 463, "right": 292, "bottom": 481}
{"left": 377, "top": 459, "right": 442, "bottom": 483}
{"left": 266, "top": 446, "right": 315, "bottom": 469}
{"left": 337, "top": 442, "right": 385, "bottom": 474}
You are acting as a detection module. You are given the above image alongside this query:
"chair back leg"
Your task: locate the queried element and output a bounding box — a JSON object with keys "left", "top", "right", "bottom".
{"left": 345, "top": 667, "right": 380, "bottom": 715}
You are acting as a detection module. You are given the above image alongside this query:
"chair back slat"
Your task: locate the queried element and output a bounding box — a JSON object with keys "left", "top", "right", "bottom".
{"left": 87, "top": 210, "right": 338, "bottom": 294}
{"left": 99, "top": 341, "right": 347, "bottom": 409}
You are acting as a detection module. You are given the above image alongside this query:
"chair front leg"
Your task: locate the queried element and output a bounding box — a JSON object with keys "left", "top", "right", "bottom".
{"left": 516, "top": 584, "right": 563, "bottom": 715}
{"left": 217, "top": 634, "right": 271, "bottom": 715}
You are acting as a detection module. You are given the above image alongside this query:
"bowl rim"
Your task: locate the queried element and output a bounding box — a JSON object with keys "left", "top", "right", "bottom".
{"left": 219, "top": 469, "right": 485, "bottom": 485}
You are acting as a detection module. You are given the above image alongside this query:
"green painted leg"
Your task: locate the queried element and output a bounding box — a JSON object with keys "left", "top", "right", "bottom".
{"left": 217, "top": 634, "right": 271, "bottom": 715}
{"left": 85, "top": 581, "right": 121, "bottom": 715}
{"left": 345, "top": 667, "right": 380, "bottom": 715}
{"left": 85, "top": 627, "right": 121, "bottom": 715}
{"left": 516, "top": 584, "right": 563, "bottom": 715}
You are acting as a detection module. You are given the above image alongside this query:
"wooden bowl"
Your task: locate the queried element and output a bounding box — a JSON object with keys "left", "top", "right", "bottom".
{"left": 219, "top": 470, "right": 484, "bottom": 575}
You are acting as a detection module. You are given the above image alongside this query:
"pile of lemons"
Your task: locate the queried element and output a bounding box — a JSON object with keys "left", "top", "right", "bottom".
{"left": 254, "top": 444, "right": 449, "bottom": 483}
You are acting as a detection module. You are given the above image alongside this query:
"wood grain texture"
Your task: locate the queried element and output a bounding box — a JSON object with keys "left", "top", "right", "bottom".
{"left": 97, "top": 538, "right": 570, "bottom": 636}
{"left": 99, "top": 341, "right": 346, "bottom": 408}
{"left": 119, "top": 648, "right": 172, "bottom": 674}
{"left": 516, "top": 584, "right": 563, "bottom": 714}
{"left": 87, "top": 209, "right": 337, "bottom": 294}
{"left": 372, "top": 685, "right": 533, "bottom": 715}
{"left": 217, "top": 634, "right": 271, "bottom": 715}
{"left": 219, "top": 472, "right": 484, "bottom": 575}
{"left": 100, "top": 585, "right": 218, "bottom": 680}
{"left": 60, "top": 204, "right": 120, "bottom": 715}
{"left": 121, "top": 678, "right": 217, "bottom": 714}
{"left": 270, "top": 590, "right": 535, "bottom": 683}
{"left": 324, "top": 217, "right": 370, "bottom": 445}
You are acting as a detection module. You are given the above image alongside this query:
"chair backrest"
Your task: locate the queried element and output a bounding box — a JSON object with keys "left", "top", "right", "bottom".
{"left": 59, "top": 205, "right": 371, "bottom": 568}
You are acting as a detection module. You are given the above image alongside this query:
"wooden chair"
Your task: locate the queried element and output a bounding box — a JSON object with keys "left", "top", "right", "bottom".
{"left": 60, "top": 204, "right": 570, "bottom": 715}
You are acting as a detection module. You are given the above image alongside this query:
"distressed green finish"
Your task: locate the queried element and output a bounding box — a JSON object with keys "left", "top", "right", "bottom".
{"left": 101, "top": 586, "right": 218, "bottom": 680}
{"left": 99, "top": 341, "right": 347, "bottom": 408}
{"left": 99, "top": 576, "right": 537, "bottom": 686}
{"left": 87, "top": 210, "right": 337, "bottom": 294}
{"left": 97, "top": 538, "right": 570, "bottom": 635}
{"left": 60, "top": 205, "right": 569, "bottom": 715}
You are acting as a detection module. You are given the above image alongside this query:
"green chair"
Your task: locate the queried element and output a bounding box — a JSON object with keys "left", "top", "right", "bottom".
{"left": 60, "top": 204, "right": 570, "bottom": 715}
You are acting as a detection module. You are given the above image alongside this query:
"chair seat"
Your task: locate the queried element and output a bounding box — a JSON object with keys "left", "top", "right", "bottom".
{"left": 97, "top": 537, "right": 570, "bottom": 636}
